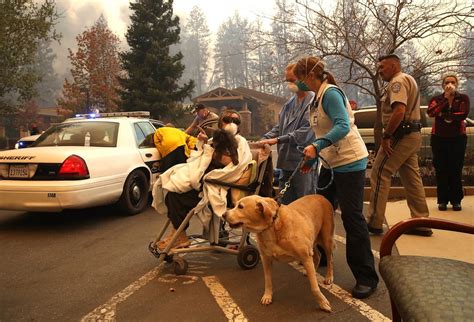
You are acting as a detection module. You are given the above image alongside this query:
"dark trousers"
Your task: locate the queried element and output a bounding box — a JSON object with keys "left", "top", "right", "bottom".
{"left": 160, "top": 145, "right": 188, "bottom": 173}
{"left": 165, "top": 189, "right": 201, "bottom": 230}
{"left": 278, "top": 169, "right": 314, "bottom": 205}
{"left": 431, "top": 135, "right": 467, "bottom": 205}
{"left": 318, "top": 167, "right": 379, "bottom": 288}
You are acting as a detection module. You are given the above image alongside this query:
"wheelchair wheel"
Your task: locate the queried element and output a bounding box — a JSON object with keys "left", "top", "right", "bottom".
{"left": 237, "top": 245, "right": 259, "bottom": 270}
{"left": 173, "top": 257, "right": 188, "bottom": 275}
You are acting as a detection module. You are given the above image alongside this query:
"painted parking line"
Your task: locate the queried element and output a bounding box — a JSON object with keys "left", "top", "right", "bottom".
{"left": 81, "top": 236, "right": 385, "bottom": 322}
{"left": 288, "top": 262, "right": 390, "bottom": 321}
{"left": 81, "top": 263, "right": 166, "bottom": 322}
{"left": 334, "top": 234, "right": 380, "bottom": 259}
{"left": 202, "top": 276, "right": 248, "bottom": 322}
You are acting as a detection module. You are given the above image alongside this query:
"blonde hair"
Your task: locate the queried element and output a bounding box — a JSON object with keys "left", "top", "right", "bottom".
{"left": 293, "top": 56, "right": 337, "bottom": 85}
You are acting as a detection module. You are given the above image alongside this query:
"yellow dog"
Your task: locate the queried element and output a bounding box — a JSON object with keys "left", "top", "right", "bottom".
{"left": 223, "top": 194, "right": 334, "bottom": 312}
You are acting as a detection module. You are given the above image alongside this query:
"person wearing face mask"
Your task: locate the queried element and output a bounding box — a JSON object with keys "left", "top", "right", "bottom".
{"left": 258, "top": 63, "right": 315, "bottom": 204}
{"left": 427, "top": 74, "right": 470, "bottom": 211}
{"left": 293, "top": 56, "right": 379, "bottom": 299}
{"left": 152, "top": 110, "right": 252, "bottom": 250}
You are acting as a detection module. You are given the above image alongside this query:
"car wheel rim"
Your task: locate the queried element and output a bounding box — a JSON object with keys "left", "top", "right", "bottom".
{"left": 130, "top": 177, "right": 142, "bottom": 206}
{"left": 367, "top": 149, "right": 376, "bottom": 168}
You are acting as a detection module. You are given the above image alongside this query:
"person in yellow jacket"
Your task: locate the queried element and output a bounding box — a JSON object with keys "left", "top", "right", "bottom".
{"left": 154, "top": 126, "right": 198, "bottom": 172}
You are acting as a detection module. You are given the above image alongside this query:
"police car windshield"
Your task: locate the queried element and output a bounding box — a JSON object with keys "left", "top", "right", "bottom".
{"left": 33, "top": 122, "right": 119, "bottom": 147}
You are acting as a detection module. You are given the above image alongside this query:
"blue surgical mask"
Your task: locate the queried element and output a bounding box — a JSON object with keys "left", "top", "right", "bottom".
{"left": 295, "top": 80, "right": 311, "bottom": 92}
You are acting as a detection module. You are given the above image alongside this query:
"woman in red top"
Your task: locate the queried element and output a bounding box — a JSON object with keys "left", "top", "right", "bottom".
{"left": 427, "top": 74, "right": 470, "bottom": 211}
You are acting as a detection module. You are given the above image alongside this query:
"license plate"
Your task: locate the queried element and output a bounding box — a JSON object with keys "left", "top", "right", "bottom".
{"left": 9, "top": 165, "right": 29, "bottom": 178}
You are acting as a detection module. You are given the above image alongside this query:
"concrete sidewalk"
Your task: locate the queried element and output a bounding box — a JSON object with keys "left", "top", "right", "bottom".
{"left": 384, "top": 196, "right": 474, "bottom": 264}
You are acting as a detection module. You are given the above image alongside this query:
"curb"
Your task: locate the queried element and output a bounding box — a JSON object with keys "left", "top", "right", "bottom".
{"left": 364, "top": 186, "right": 474, "bottom": 201}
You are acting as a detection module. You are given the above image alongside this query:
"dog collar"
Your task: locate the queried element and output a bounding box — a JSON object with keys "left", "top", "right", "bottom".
{"left": 272, "top": 210, "right": 280, "bottom": 224}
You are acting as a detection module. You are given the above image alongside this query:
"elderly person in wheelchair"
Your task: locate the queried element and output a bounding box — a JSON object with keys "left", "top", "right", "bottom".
{"left": 152, "top": 109, "right": 253, "bottom": 251}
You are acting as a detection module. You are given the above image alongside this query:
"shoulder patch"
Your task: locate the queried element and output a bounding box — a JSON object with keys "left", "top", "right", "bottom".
{"left": 391, "top": 82, "right": 402, "bottom": 93}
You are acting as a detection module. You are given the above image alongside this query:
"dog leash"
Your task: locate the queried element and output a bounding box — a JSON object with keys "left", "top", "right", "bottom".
{"left": 275, "top": 138, "right": 334, "bottom": 202}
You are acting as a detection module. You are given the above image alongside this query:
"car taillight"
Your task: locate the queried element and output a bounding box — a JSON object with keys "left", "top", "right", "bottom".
{"left": 58, "top": 155, "right": 89, "bottom": 179}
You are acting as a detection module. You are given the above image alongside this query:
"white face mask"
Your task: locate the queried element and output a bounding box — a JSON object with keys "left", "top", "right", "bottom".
{"left": 287, "top": 83, "right": 299, "bottom": 93}
{"left": 223, "top": 122, "right": 238, "bottom": 135}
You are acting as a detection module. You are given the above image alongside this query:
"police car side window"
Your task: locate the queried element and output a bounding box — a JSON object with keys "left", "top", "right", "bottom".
{"left": 135, "top": 122, "right": 155, "bottom": 148}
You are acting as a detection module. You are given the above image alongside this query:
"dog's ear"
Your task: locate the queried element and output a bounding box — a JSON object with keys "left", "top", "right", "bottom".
{"left": 256, "top": 199, "right": 276, "bottom": 222}
{"left": 256, "top": 201, "right": 266, "bottom": 219}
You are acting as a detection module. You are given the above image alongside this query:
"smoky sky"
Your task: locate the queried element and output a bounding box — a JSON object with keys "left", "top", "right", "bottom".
{"left": 51, "top": 0, "right": 131, "bottom": 80}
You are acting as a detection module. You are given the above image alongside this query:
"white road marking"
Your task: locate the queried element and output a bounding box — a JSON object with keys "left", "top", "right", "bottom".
{"left": 81, "top": 236, "right": 385, "bottom": 322}
{"left": 202, "top": 276, "right": 248, "bottom": 322}
{"left": 288, "top": 262, "right": 390, "bottom": 321}
{"left": 81, "top": 263, "right": 166, "bottom": 322}
{"left": 334, "top": 234, "right": 380, "bottom": 259}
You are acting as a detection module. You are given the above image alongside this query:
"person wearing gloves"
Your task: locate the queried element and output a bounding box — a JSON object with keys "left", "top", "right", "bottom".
{"left": 293, "top": 56, "right": 379, "bottom": 299}
{"left": 259, "top": 63, "right": 315, "bottom": 204}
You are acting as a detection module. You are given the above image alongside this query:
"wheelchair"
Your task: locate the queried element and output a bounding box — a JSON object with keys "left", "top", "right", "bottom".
{"left": 148, "top": 143, "right": 274, "bottom": 275}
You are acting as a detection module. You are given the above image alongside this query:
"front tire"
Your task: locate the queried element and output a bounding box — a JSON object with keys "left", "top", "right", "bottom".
{"left": 118, "top": 170, "right": 149, "bottom": 215}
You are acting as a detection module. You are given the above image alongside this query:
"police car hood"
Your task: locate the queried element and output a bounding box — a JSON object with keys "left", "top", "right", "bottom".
{"left": 0, "top": 146, "right": 105, "bottom": 164}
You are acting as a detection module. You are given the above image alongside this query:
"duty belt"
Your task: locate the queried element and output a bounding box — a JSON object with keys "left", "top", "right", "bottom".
{"left": 393, "top": 121, "right": 422, "bottom": 138}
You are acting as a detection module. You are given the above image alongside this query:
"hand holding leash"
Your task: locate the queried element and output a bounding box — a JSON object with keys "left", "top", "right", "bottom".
{"left": 301, "top": 145, "right": 318, "bottom": 173}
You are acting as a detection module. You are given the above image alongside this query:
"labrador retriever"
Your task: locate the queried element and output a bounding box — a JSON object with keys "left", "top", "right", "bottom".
{"left": 223, "top": 194, "right": 334, "bottom": 312}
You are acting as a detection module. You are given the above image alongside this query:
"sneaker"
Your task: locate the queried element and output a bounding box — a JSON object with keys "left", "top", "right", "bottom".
{"left": 367, "top": 225, "right": 383, "bottom": 235}
{"left": 404, "top": 228, "right": 433, "bottom": 237}
{"left": 438, "top": 203, "right": 447, "bottom": 211}
{"left": 452, "top": 203, "right": 462, "bottom": 211}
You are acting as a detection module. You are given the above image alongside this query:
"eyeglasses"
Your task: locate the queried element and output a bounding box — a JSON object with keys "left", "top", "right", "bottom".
{"left": 222, "top": 116, "right": 241, "bottom": 125}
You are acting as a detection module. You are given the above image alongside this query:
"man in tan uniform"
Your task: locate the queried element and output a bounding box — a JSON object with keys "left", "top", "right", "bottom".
{"left": 367, "top": 54, "right": 432, "bottom": 236}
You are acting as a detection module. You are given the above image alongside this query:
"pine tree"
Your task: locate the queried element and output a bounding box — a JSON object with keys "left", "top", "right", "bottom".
{"left": 0, "top": 0, "right": 60, "bottom": 113}
{"left": 34, "top": 39, "right": 60, "bottom": 107}
{"left": 120, "top": 0, "right": 194, "bottom": 119}
{"left": 212, "top": 12, "right": 253, "bottom": 89}
{"left": 181, "top": 6, "right": 210, "bottom": 96}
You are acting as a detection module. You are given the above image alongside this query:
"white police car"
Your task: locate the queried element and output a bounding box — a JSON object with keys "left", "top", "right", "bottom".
{"left": 0, "top": 111, "right": 163, "bottom": 215}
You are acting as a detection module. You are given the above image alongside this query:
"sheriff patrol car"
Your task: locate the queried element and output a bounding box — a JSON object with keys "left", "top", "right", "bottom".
{"left": 0, "top": 111, "right": 163, "bottom": 215}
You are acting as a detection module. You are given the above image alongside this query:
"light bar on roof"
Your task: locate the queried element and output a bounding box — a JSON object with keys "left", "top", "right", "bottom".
{"left": 73, "top": 111, "right": 150, "bottom": 119}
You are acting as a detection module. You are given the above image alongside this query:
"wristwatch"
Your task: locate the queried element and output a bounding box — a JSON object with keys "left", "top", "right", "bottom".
{"left": 382, "top": 132, "right": 392, "bottom": 140}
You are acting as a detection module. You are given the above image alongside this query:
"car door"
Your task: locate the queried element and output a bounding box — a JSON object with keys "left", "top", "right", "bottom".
{"left": 133, "top": 121, "right": 161, "bottom": 186}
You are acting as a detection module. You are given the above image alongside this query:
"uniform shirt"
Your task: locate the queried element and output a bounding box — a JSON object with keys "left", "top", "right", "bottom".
{"left": 154, "top": 127, "right": 197, "bottom": 158}
{"left": 381, "top": 72, "right": 421, "bottom": 127}
{"left": 427, "top": 92, "right": 470, "bottom": 137}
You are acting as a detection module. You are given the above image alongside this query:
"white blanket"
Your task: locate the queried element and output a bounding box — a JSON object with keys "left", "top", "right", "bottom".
{"left": 152, "top": 135, "right": 252, "bottom": 243}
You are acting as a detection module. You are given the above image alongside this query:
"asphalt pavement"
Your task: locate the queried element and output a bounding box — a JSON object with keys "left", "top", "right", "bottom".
{"left": 1, "top": 194, "right": 472, "bottom": 321}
